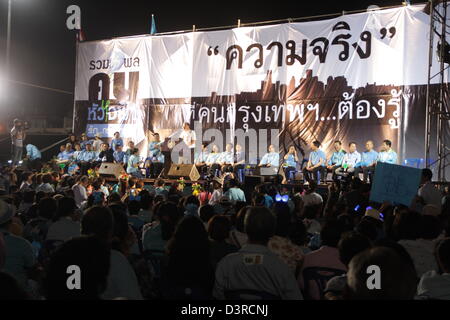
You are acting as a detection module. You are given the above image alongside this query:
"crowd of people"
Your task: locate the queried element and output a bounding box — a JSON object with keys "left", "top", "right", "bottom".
{"left": 0, "top": 150, "right": 449, "bottom": 299}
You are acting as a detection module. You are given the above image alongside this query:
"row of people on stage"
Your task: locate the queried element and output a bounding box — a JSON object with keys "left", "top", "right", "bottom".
{"left": 20, "top": 125, "right": 398, "bottom": 184}
{"left": 302, "top": 139, "right": 398, "bottom": 184}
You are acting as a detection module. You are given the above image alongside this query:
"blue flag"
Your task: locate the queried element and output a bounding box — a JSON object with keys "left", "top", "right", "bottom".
{"left": 150, "top": 15, "right": 157, "bottom": 35}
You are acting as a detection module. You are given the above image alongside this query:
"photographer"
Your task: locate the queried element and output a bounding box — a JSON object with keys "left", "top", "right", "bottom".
{"left": 10, "top": 119, "right": 27, "bottom": 166}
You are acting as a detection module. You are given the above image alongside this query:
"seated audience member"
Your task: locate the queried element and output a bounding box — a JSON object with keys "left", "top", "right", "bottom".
{"left": 344, "top": 247, "right": 417, "bottom": 300}
{"left": 326, "top": 141, "right": 346, "bottom": 182}
{"left": 335, "top": 142, "right": 361, "bottom": 180}
{"left": 302, "top": 140, "right": 327, "bottom": 184}
{"left": 283, "top": 146, "right": 299, "bottom": 183}
{"left": 214, "top": 206, "right": 303, "bottom": 300}
{"left": 163, "top": 215, "right": 214, "bottom": 299}
{"left": 289, "top": 219, "right": 312, "bottom": 255}
{"left": 19, "top": 172, "right": 34, "bottom": 193}
{"left": 106, "top": 205, "right": 143, "bottom": 300}
{"left": 208, "top": 215, "right": 238, "bottom": 269}
{"left": 0, "top": 271, "right": 30, "bottom": 300}
{"left": 154, "top": 178, "right": 169, "bottom": 199}
{"left": 142, "top": 201, "right": 182, "bottom": 253}
{"left": 354, "top": 140, "right": 378, "bottom": 183}
{"left": 44, "top": 236, "right": 110, "bottom": 300}
{"left": 23, "top": 197, "right": 56, "bottom": 245}
{"left": 46, "top": 197, "right": 81, "bottom": 242}
{"left": 223, "top": 179, "right": 246, "bottom": 203}
{"left": 81, "top": 206, "right": 142, "bottom": 300}
{"left": 298, "top": 220, "right": 347, "bottom": 300}
{"left": 417, "top": 168, "right": 443, "bottom": 212}
{"left": 301, "top": 180, "right": 323, "bottom": 208}
{"left": 395, "top": 210, "right": 439, "bottom": 277}
{"left": 417, "top": 237, "right": 450, "bottom": 300}
{"left": 56, "top": 144, "right": 68, "bottom": 164}
{"left": 209, "top": 177, "right": 224, "bottom": 206}
{"left": 72, "top": 176, "right": 89, "bottom": 208}
{"left": 35, "top": 173, "right": 55, "bottom": 194}
{"left": 228, "top": 206, "right": 250, "bottom": 249}
{"left": 138, "top": 191, "right": 154, "bottom": 224}
{"left": 268, "top": 202, "right": 304, "bottom": 274}
{"left": 199, "top": 204, "right": 215, "bottom": 228}
{"left": 128, "top": 200, "right": 145, "bottom": 232}
{"left": 0, "top": 200, "right": 37, "bottom": 291}
{"left": 303, "top": 205, "right": 322, "bottom": 234}
{"left": 324, "top": 232, "right": 372, "bottom": 300}
{"left": 25, "top": 144, "right": 42, "bottom": 171}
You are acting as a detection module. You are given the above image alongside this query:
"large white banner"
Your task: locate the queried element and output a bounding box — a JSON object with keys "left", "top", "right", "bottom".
{"left": 73, "top": 4, "right": 449, "bottom": 174}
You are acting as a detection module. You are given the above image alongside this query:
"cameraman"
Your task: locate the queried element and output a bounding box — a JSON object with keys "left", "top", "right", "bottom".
{"left": 10, "top": 119, "right": 26, "bottom": 166}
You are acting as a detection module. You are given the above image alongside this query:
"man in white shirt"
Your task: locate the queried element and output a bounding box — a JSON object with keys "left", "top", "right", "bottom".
{"left": 335, "top": 142, "right": 361, "bottom": 179}
{"left": 179, "top": 123, "right": 196, "bottom": 148}
{"left": 46, "top": 197, "right": 81, "bottom": 242}
{"left": 214, "top": 206, "right": 303, "bottom": 300}
{"left": 72, "top": 176, "right": 89, "bottom": 208}
{"left": 301, "top": 181, "right": 323, "bottom": 207}
{"left": 418, "top": 168, "right": 443, "bottom": 212}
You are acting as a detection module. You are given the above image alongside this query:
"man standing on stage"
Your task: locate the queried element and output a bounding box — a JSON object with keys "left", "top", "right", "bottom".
{"left": 146, "top": 133, "right": 165, "bottom": 178}
{"left": 335, "top": 142, "right": 361, "bottom": 180}
{"left": 10, "top": 119, "right": 26, "bottom": 166}
{"left": 326, "top": 140, "right": 346, "bottom": 181}
{"left": 354, "top": 140, "right": 378, "bottom": 183}
{"left": 179, "top": 122, "right": 196, "bottom": 164}
{"left": 302, "top": 141, "right": 326, "bottom": 184}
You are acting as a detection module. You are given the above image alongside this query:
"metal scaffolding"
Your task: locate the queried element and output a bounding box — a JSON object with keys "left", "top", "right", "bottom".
{"left": 425, "top": 0, "right": 450, "bottom": 182}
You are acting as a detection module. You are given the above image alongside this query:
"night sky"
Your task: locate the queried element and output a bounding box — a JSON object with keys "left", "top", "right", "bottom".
{"left": 0, "top": 0, "right": 423, "bottom": 131}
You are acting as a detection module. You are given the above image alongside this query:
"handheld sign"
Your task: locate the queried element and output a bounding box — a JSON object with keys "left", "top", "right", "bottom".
{"left": 370, "top": 162, "right": 422, "bottom": 206}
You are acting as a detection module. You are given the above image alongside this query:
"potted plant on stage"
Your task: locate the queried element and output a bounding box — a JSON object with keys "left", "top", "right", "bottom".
{"left": 192, "top": 183, "right": 202, "bottom": 196}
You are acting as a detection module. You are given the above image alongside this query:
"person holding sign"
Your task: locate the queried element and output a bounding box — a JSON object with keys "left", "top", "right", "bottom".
{"left": 335, "top": 142, "right": 361, "bottom": 180}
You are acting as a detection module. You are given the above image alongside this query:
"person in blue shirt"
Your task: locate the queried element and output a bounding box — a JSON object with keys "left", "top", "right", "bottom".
{"left": 354, "top": 140, "right": 378, "bottom": 183}
{"left": 146, "top": 133, "right": 164, "bottom": 178}
{"left": 219, "top": 143, "right": 235, "bottom": 174}
{"left": 232, "top": 144, "right": 246, "bottom": 183}
{"left": 25, "top": 144, "right": 42, "bottom": 171}
{"left": 283, "top": 146, "right": 299, "bottom": 183}
{"left": 335, "top": 142, "right": 361, "bottom": 179}
{"left": 80, "top": 133, "right": 92, "bottom": 150}
{"left": 326, "top": 140, "right": 346, "bottom": 182}
{"left": 206, "top": 144, "right": 222, "bottom": 177}
{"left": 302, "top": 140, "right": 327, "bottom": 184}
{"left": 127, "top": 148, "right": 143, "bottom": 178}
{"left": 56, "top": 144, "right": 66, "bottom": 161}
{"left": 113, "top": 145, "right": 126, "bottom": 165}
{"left": 195, "top": 144, "right": 210, "bottom": 178}
{"left": 72, "top": 143, "right": 82, "bottom": 162}
{"left": 111, "top": 132, "right": 124, "bottom": 152}
{"left": 376, "top": 139, "right": 398, "bottom": 165}
{"left": 258, "top": 145, "right": 280, "bottom": 175}
{"left": 78, "top": 142, "right": 97, "bottom": 175}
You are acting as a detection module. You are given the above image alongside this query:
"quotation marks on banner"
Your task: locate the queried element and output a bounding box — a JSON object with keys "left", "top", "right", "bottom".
{"left": 380, "top": 27, "right": 396, "bottom": 39}
{"left": 207, "top": 46, "right": 220, "bottom": 56}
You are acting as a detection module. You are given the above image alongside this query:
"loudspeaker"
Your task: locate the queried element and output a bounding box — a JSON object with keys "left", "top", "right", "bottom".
{"left": 167, "top": 164, "right": 200, "bottom": 181}
{"left": 98, "top": 162, "right": 125, "bottom": 179}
